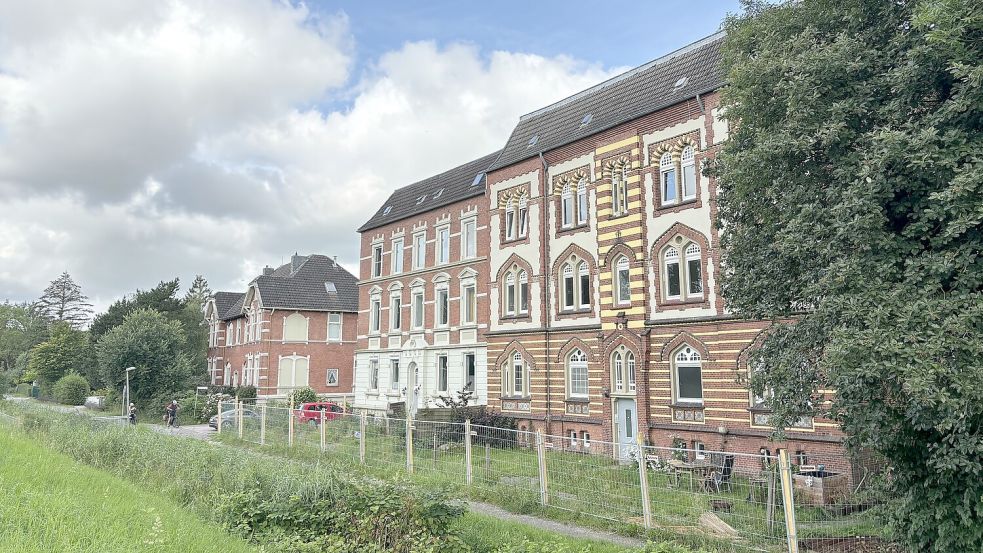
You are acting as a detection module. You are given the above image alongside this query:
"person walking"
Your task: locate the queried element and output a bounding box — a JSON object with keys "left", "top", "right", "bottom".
{"left": 128, "top": 403, "right": 137, "bottom": 425}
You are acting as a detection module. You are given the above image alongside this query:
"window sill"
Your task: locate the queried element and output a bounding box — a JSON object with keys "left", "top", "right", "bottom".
{"left": 564, "top": 396, "right": 590, "bottom": 404}
{"left": 500, "top": 314, "right": 531, "bottom": 322}
{"left": 556, "top": 223, "right": 589, "bottom": 237}
{"left": 559, "top": 308, "right": 592, "bottom": 315}
{"left": 660, "top": 297, "right": 705, "bottom": 308}
{"left": 500, "top": 395, "right": 531, "bottom": 401}
{"left": 670, "top": 402, "right": 705, "bottom": 409}
{"left": 501, "top": 236, "right": 529, "bottom": 246}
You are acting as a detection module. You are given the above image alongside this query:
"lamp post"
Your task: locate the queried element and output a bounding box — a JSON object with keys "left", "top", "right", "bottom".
{"left": 122, "top": 367, "right": 136, "bottom": 418}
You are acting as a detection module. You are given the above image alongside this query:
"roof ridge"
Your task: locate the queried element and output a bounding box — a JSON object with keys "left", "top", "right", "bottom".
{"left": 517, "top": 30, "right": 725, "bottom": 122}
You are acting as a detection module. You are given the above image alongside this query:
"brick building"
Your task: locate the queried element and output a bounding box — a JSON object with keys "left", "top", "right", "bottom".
{"left": 480, "top": 32, "right": 844, "bottom": 462}
{"left": 204, "top": 254, "right": 359, "bottom": 400}
{"left": 351, "top": 153, "right": 498, "bottom": 415}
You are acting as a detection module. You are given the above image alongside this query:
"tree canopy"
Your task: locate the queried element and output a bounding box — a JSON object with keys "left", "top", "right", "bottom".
{"left": 36, "top": 272, "right": 92, "bottom": 329}
{"left": 716, "top": 0, "right": 982, "bottom": 550}
{"left": 27, "top": 323, "right": 95, "bottom": 390}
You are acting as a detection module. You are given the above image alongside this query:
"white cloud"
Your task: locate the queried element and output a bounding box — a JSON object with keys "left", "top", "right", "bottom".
{"left": 0, "top": 2, "right": 623, "bottom": 308}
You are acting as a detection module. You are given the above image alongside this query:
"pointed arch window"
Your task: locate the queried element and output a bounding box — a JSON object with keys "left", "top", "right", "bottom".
{"left": 615, "top": 255, "right": 631, "bottom": 305}
{"left": 505, "top": 198, "right": 516, "bottom": 241}
{"left": 568, "top": 349, "right": 588, "bottom": 398}
{"left": 611, "top": 347, "right": 636, "bottom": 394}
{"left": 576, "top": 178, "right": 588, "bottom": 224}
{"left": 503, "top": 351, "right": 528, "bottom": 397}
{"left": 612, "top": 165, "right": 629, "bottom": 215}
{"left": 660, "top": 152, "right": 676, "bottom": 205}
{"left": 577, "top": 261, "right": 590, "bottom": 308}
{"left": 664, "top": 247, "right": 681, "bottom": 300}
{"left": 660, "top": 238, "right": 705, "bottom": 304}
{"left": 561, "top": 182, "right": 574, "bottom": 228}
{"left": 673, "top": 346, "right": 703, "bottom": 404}
{"left": 502, "top": 265, "right": 529, "bottom": 317}
{"left": 505, "top": 273, "right": 516, "bottom": 315}
{"left": 563, "top": 263, "right": 575, "bottom": 309}
{"left": 685, "top": 243, "right": 703, "bottom": 296}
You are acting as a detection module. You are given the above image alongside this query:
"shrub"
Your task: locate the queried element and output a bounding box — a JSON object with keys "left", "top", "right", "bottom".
{"left": 52, "top": 372, "right": 90, "bottom": 406}
{"left": 288, "top": 386, "right": 317, "bottom": 406}
{"left": 236, "top": 385, "right": 257, "bottom": 400}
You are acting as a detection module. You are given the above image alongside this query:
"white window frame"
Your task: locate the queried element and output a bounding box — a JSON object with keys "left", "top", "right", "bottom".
{"left": 436, "top": 286, "right": 449, "bottom": 327}
{"left": 613, "top": 165, "right": 628, "bottom": 215}
{"left": 582, "top": 432, "right": 591, "bottom": 449}
{"left": 283, "top": 313, "right": 309, "bottom": 343}
{"left": 437, "top": 354, "right": 448, "bottom": 392}
{"left": 505, "top": 199, "right": 516, "bottom": 241}
{"left": 437, "top": 226, "right": 450, "bottom": 265}
{"left": 461, "top": 283, "right": 476, "bottom": 325}
{"left": 674, "top": 346, "right": 704, "bottom": 405}
{"left": 462, "top": 218, "right": 477, "bottom": 259}
{"left": 413, "top": 232, "right": 426, "bottom": 269}
{"left": 505, "top": 273, "right": 516, "bottom": 316}
{"left": 412, "top": 290, "right": 424, "bottom": 329}
{"left": 518, "top": 270, "right": 529, "bottom": 315}
{"left": 568, "top": 349, "right": 588, "bottom": 398}
{"left": 577, "top": 261, "right": 591, "bottom": 309}
{"left": 615, "top": 256, "right": 631, "bottom": 305}
{"left": 390, "top": 358, "right": 400, "bottom": 391}
{"left": 660, "top": 152, "right": 677, "bottom": 205}
{"left": 681, "top": 145, "right": 697, "bottom": 200}
{"left": 369, "top": 359, "right": 379, "bottom": 391}
{"left": 664, "top": 247, "right": 681, "bottom": 300}
{"left": 685, "top": 243, "right": 703, "bottom": 297}
{"left": 391, "top": 237, "right": 404, "bottom": 274}
{"left": 371, "top": 244, "right": 383, "bottom": 277}
{"left": 463, "top": 352, "right": 476, "bottom": 392}
{"left": 518, "top": 196, "right": 528, "bottom": 238}
{"left": 576, "top": 178, "right": 588, "bottom": 225}
{"left": 328, "top": 313, "right": 342, "bottom": 342}
{"left": 561, "top": 183, "right": 573, "bottom": 228}
{"left": 390, "top": 294, "right": 402, "bottom": 331}
{"left": 512, "top": 352, "right": 525, "bottom": 396}
{"left": 369, "top": 298, "right": 381, "bottom": 334}
{"left": 562, "top": 263, "right": 575, "bottom": 310}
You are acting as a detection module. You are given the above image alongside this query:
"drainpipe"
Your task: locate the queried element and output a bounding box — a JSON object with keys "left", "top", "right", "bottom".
{"left": 539, "top": 152, "right": 553, "bottom": 435}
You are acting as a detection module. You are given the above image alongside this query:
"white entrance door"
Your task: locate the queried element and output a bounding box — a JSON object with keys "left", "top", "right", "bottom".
{"left": 615, "top": 398, "right": 638, "bottom": 460}
{"left": 407, "top": 362, "right": 420, "bottom": 417}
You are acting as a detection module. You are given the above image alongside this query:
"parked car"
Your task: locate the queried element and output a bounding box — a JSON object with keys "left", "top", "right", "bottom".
{"left": 295, "top": 402, "right": 344, "bottom": 426}
{"left": 209, "top": 408, "right": 259, "bottom": 430}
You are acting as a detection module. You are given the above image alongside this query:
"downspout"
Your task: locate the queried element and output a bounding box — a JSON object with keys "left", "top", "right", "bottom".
{"left": 539, "top": 152, "right": 553, "bottom": 435}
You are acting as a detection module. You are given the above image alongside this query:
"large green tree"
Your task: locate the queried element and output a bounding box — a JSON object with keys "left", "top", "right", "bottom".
{"left": 36, "top": 272, "right": 93, "bottom": 329}
{"left": 89, "top": 279, "right": 184, "bottom": 340}
{"left": 0, "top": 302, "right": 49, "bottom": 375}
{"left": 716, "top": 1, "right": 982, "bottom": 550}
{"left": 27, "top": 323, "right": 96, "bottom": 391}
{"left": 96, "top": 308, "right": 196, "bottom": 404}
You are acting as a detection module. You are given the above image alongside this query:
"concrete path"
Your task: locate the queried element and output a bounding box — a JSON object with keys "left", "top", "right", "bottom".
{"left": 146, "top": 423, "right": 214, "bottom": 441}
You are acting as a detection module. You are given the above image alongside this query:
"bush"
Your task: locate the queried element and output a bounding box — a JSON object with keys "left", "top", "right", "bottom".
{"left": 288, "top": 386, "right": 317, "bottom": 406}
{"left": 236, "top": 385, "right": 257, "bottom": 400}
{"left": 52, "top": 372, "right": 89, "bottom": 406}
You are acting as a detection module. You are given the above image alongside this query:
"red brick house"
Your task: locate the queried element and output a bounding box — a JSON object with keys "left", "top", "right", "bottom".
{"left": 204, "top": 254, "right": 358, "bottom": 400}
{"left": 352, "top": 153, "right": 497, "bottom": 415}
{"left": 481, "top": 32, "right": 846, "bottom": 464}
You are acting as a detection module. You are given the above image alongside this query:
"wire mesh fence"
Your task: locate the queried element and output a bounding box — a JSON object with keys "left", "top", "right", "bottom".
{"left": 216, "top": 401, "right": 885, "bottom": 552}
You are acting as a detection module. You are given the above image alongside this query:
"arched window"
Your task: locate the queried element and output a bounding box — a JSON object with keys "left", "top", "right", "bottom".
{"left": 277, "top": 355, "right": 310, "bottom": 395}
{"left": 504, "top": 351, "right": 527, "bottom": 397}
{"left": 613, "top": 351, "right": 624, "bottom": 392}
{"left": 611, "top": 346, "right": 636, "bottom": 394}
{"left": 612, "top": 165, "right": 628, "bottom": 215}
{"left": 673, "top": 346, "right": 703, "bottom": 404}
{"left": 576, "top": 178, "right": 588, "bottom": 224}
{"left": 505, "top": 197, "right": 516, "bottom": 241}
{"left": 568, "top": 349, "right": 588, "bottom": 398}
{"left": 283, "top": 313, "right": 309, "bottom": 342}
{"left": 664, "top": 247, "right": 681, "bottom": 299}
{"left": 503, "top": 265, "right": 529, "bottom": 317}
{"left": 561, "top": 183, "right": 574, "bottom": 228}
{"left": 505, "top": 273, "right": 516, "bottom": 315}
{"left": 518, "top": 196, "right": 529, "bottom": 238}
{"left": 562, "top": 263, "right": 575, "bottom": 310}
{"left": 626, "top": 350, "right": 636, "bottom": 392}
{"left": 518, "top": 270, "right": 529, "bottom": 314}
{"left": 685, "top": 243, "right": 703, "bottom": 296}
{"left": 660, "top": 152, "right": 676, "bottom": 205}
{"left": 615, "top": 255, "right": 631, "bottom": 305}
{"left": 681, "top": 146, "right": 697, "bottom": 200}
{"left": 577, "top": 261, "right": 590, "bottom": 308}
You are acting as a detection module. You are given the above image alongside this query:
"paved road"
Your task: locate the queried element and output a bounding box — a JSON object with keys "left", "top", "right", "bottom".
{"left": 147, "top": 423, "right": 215, "bottom": 440}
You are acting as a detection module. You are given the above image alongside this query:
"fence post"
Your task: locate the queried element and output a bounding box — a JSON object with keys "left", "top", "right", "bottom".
{"left": 217, "top": 400, "right": 223, "bottom": 434}
{"left": 238, "top": 401, "right": 244, "bottom": 439}
{"left": 405, "top": 414, "right": 414, "bottom": 473}
{"left": 636, "top": 436, "right": 652, "bottom": 529}
{"left": 288, "top": 406, "right": 295, "bottom": 448}
{"left": 536, "top": 430, "right": 549, "bottom": 506}
{"left": 464, "top": 419, "right": 473, "bottom": 485}
{"left": 260, "top": 404, "right": 266, "bottom": 445}
{"left": 359, "top": 411, "right": 367, "bottom": 465}
{"left": 320, "top": 410, "right": 326, "bottom": 452}
{"left": 778, "top": 449, "right": 800, "bottom": 553}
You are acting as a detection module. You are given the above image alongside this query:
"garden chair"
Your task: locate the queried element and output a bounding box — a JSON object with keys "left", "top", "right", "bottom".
{"left": 706, "top": 455, "right": 735, "bottom": 493}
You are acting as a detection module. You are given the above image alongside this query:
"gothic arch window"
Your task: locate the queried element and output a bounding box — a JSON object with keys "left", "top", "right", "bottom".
{"left": 567, "top": 348, "right": 589, "bottom": 398}
{"left": 558, "top": 253, "right": 593, "bottom": 313}
{"left": 672, "top": 346, "right": 703, "bottom": 404}
{"left": 503, "top": 191, "right": 528, "bottom": 242}
{"left": 661, "top": 239, "right": 704, "bottom": 303}
{"left": 502, "top": 264, "right": 529, "bottom": 317}
{"left": 611, "top": 345, "right": 636, "bottom": 394}
{"left": 612, "top": 164, "right": 629, "bottom": 216}
{"left": 502, "top": 351, "right": 529, "bottom": 397}
{"left": 614, "top": 255, "right": 631, "bottom": 305}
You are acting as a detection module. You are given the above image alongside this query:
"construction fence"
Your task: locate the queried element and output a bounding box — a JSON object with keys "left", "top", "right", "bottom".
{"left": 217, "top": 401, "right": 889, "bottom": 553}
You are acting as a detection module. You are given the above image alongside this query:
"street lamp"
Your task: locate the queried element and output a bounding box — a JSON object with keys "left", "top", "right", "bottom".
{"left": 122, "top": 367, "right": 136, "bottom": 418}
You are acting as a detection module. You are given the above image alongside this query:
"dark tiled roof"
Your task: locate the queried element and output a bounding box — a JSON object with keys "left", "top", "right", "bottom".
{"left": 358, "top": 150, "right": 501, "bottom": 232}
{"left": 213, "top": 291, "right": 244, "bottom": 320}
{"left": 488, "top": 32, "right": 725, "bottom": 171}
{"left": 213, "top": 254, "right": 358, "bottom": 318}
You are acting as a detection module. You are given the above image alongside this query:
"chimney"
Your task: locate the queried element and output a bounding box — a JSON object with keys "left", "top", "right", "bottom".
{"left": 290, "top": 252, "right": 304, "bottom": 273}
{"left": 262, "top": 266, "right": 274, "bottom": 276}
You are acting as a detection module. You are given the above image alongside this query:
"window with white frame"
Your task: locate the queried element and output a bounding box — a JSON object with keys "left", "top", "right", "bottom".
{"left": 391, "top": 237, "right": 404, "bottom": 274}
{"left": 389, "top": 358, "right": 400, "bottom": 391}
{"left": 512, "top": 352, "right": 525, "bottom": 396}
{"left": 661, "top": 239, "right": 705, "bottom": 302}
{"left": 562, "top": 264, "right": 575, "bottom": 309}
{"left": 369, "top": 359, "right": 379, "bottom": 390}
{"left": 412, "top": 290, "right": 424, "bottom": 329}
{"left": 462, "top": 283, "right": 476, "bottom": 325}
{"left": 611, "top": 346, "right": 636, "bottom": 394}
{"left": 577, "top": 178, "right": 588, "bottom": 225}
{"left": 436, "top": 286, "right": 449, "bottom": 327}
{"left": 371, "top": 244, "right": 383, "bottom": 277}
{"left": 611, "top": 165, "right": 628, "bottom": 215}
{"left": 283, "top": 313, "right": 309, "bottom": 342}
{"left": 518, "top": 271, "right": 528, "bottom": 314}
{"left": 568, "top": 349, "right": 588, "bottom": 398}
{"left": 235, "top": 319, "right": 242, "bottom": 344}
{"left": 390, "top": 294, "right": 402, "bottom": 331}
{"left": 505, "top": 198, "right": 516, "bottom": 241}
{"left": 674, "top": 346, "right": 703, "bottom": 404}
{"left": 413, "top": 232, "right": 426, "bottom": 269}
{"left": 277, "top": 355, "right": 309, "bottom": 394}
{"left": 328, "top": 313, "right": 342, "bottom": 341}
{"left": 518, "top": 196, "right": 528, "bottom": 237}
{"left": 561, "top": 182, "right": 574, "bottom": 228}
{"left": 681, "top": 146, "right": 697, "bottom": 200}
{"left": 560, "top": 256, "right": 592, "bottom": 312}
{"left": 615, "top": 255, "right": 631, "bottom": 305}
{"left": 437, "top": 226, "right": 450, "bottom": 264}
{"left": 369, "top": 298, "right": 381, "bottom": 334}
{"left": 569, "top": 430, "right": 578, "bottom": 447}
{"left": 437, "top": 354, "right": 448, "bottom": 392}
{"left": 462, "top": 219, "right": 477, "bottom": 259}
{"left": 694, "top": 441, "right": 707, "bottom": 460}
{"left": 464, "top": 353, "right": 476, "bottom": 391}
{"left": 505, "top": 273, "right": 516, "bottom": 315}
{"left": 660, "top": 152, "right": 677, "bottom": 205}
{"left": 502, "top": 265, "right": 529, "bottom": 317}
{"left": 582, "top": 432, "right": 591, "bottom": 448}
{"left": 578, "top": 262, "right": 591, "bottom": 309}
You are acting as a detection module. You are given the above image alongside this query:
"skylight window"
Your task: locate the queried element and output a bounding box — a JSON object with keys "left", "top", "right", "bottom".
{"left": 527, "top": 135, "right": 539, "bottom": 148}
{"left": 579, "top": 113, "right": 592, "bottom": 128}
{"left": 471, "top": 173, "right": 484, "bottom": 187}
{"left": 325, "top": 282, "right": 337, "bottom": 293}
{"left": 382, "top": 205, "right": 392, "bottom": 215}
{"left": 673, "top": 76, "right": 689, "bottom": 91}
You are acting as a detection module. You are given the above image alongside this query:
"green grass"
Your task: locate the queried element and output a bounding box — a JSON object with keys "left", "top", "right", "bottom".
{"left": 455, "top": 512, "right": 637, "bottom": 553}
{"left": 0, "top": 427, "right": 258, "bottom": 553}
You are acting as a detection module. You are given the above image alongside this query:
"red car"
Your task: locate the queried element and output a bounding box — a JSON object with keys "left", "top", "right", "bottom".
{"left": 295, "top": 402, "right": 344, "bottom": 425}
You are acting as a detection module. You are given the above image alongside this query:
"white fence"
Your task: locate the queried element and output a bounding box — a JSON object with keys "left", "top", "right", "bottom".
{"left": 217, "top": 402, "right": 886, "bottom": 552}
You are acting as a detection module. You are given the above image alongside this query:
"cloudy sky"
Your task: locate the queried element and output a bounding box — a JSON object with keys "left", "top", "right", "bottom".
{"left": 0, "top": 0, "right": 738, "bottom": 312}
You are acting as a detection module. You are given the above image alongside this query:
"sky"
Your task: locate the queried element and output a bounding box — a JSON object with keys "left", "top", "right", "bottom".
{"left": 0, "top": 0, "right": 741, "bottom": 313}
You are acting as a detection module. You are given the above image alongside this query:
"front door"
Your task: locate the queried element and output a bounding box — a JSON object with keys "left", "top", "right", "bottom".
{"left": 615, "top": 398, "right": 638, "bottom": 461}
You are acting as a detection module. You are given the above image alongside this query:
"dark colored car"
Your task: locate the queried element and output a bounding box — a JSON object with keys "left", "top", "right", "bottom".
{"left": 209, "top": 408, "right": 259, "bottom": 430}
{"left": 295, "top": 402, "right": 344, "bottom": 426}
